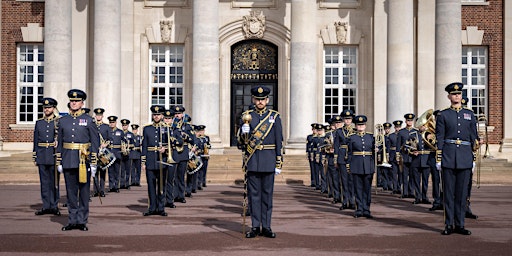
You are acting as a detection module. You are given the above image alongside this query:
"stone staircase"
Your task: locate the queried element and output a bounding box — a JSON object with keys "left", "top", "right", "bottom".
{"left": 0, "top": 149, "right": 311, "bottom": 185}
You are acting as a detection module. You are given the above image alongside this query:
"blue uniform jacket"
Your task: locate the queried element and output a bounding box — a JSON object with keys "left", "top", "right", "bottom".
{"left": 129, "top": 134, "right": 142, "bottom": 160}
{"left": 33, "top": 115, "right": 58, "bottom": 165}
{"left": 334, "top": 126, "right": 354, "bottom": 164}
{"left": 397, "top": 127, "right": 418, "bottom": 164}
{"left": 347, "top": 132, "right": 375, "bottom": 175}
{"left": 141, "top": 123, "right": 168, "bottom": 170}
{"left": 108, "top": 127, "right": 126, "bottom": 159}
{"left": 57, "top": 111, "right": 99, "bottom": 168}
{"left": 436, "top": 106, "right": 477, "bottom": 169}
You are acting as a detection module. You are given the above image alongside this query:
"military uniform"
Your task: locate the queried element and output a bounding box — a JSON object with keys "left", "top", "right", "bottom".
{"left": 326, "top": 117, "right": 342, "bottom": 203}
{"left": 347, "top": 115, "right": 375, "bottom": 218}
{"left": 162, "top": 109, "right": 179, "bottom": 208}
{"left": 408, "top": 126, "right": 432, "bottom": 204}
{"left": 389, "top": 121, "right": 402, "bottom": 194}
{"left": 378, "top": 122, "right": 393, "bottom": 191}
{"left": 33, "top": 97, "right": 61, "bottom": 216}
{"left": 334, "top": 110, "right": 356, "bottom": 209}
{"left": 129, "top": 124, "right": 142, "bottom": 187}
{"left": 315, "top": 125, "right": 328, "bottom": 194}
{"left": 142, "top": 105, "right": 169, "bottom": 216}
{"left": 57, "top": 89, "right": 99, "bottom": 231}
{"left": 120, "top": 119, "right": 134, "bottom": 189}
{"left": 93, "top": 108, "right": 109, "bottom": 197}
{"left": 171, "top": 106, "right": 194, "bottom": 203}
{"left": 196, "top": 125, "right": 211, "bottom": 188}
{"left": 436, "top": 82, "right": 477, "bottom": 235}
{"left": 396, "top": 114, "right": 418, "bottom": 198}
{"left": 306, "top": 125, "right": 316, "bottom": 187}
{"left": 106, "top": 116, "right": 125, "bottom": 192}
{"left": 239, "top": 86, "right": 283, "bottom": 238}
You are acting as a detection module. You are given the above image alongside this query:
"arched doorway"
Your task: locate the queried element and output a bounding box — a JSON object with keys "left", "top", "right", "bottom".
{"left": 230, "top": 40, "right": 278, "bottom": 146}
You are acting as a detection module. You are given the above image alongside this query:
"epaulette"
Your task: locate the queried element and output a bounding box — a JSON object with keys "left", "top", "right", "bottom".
{"left": 142, "top": 123, "right": 153, "bottom": 128}
{"left": 366, "top": 132, "right": 374, "bottom": 135}
{"left": 464, "top": 107, "right": 474, "bottom": 112}
{"left": 241, "top": 109, "right": 254, "bottom": 116}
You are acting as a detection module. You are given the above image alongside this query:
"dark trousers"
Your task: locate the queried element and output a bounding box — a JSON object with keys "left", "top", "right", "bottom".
{"left": 353, "top": 173, "right": 373, "bottom": 215}
{"left": 108, "top": 160, "right": 121, "bottom": 190}
{"left": 130, "top": 158, "right": 141, "bottom": 185}
{"left": 198, "top": 158, "right": 209, "bottom": 186}
{"left": 339, "top": 164, "right": 354, "bottom": 205}
{"left": 327, "top": 162, "right": 340, "bottom": 200}
{"left": 63, "top": 168, "right": 90, "bottom": 225}
{"left": 313, "top": 162, "right": 321, "bottom": 190}
{"left": 431, "top": 167, "right": 442, "bottom": 207}
{"left": 93, "top": 169, "right": 106, "bottom": 194}
{"left": 413, "top": 166, "right": 430, "bottom": 201}
{"left": 165, "top": 164, "right": 176, "bottom": 204}
{"left": 247, "top": 171, "right": 275, "bottom": 229}
{"left": 38, "top": 164, "right": 58, "bottom": 210}
{"left": 402, "top": 162, "right": 412, "bottom": 196}
{"left": 308, "top": 159, "right": 315, "bottom": 187}
{"left": 173, "top": 160, "right": 187, "bottom": 200}
{"left": 390, "top": 162, "right": 400, "bottom": 192}
{"left": 186, "top": 172, "right": 198, "bottom": 193}
{"left": 442, "top": 168, "right": 471, "bottom": 227}
{"left": 120, "top": 156, "right": 131, "bottom": 187}
{"left": 146, "top": 168, "right": 166, "bottom": 212}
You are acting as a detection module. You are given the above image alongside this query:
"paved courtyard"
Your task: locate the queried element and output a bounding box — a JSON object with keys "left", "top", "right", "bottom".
{"left": 0, "top": 182, "right": 511, "bottom": 255}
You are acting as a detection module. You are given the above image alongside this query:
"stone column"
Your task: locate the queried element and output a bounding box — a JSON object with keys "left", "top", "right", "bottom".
{"left": 435, "top": 0, "right": 461, "bottom": 108}
{"left": 93, "top": 0, "right": 121, "bottom": 115}
{"left": 387, "top": 0, "right": 414, "bottom": 122}
{"left": 502, "top": 2, "right": 512, "bottom": 150}
{"left": 287, "top": 0, "right": 317, "bottom": 150}
{"left": 192, "top": 0, "right": 220, "bottom": 142}
{"left": 44, "top": 0, "right": 72, "bottom": 107}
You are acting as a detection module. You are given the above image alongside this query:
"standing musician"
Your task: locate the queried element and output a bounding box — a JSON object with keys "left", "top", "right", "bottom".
{"left": 33, "top": 97, "right": 61, "bottom": 216}
{"left": 347, "top": 115, "right": 375, "bottom": 219}
{"left": 107, "top": 116, "right": 124, "bottom": 193}
{"left": 436, "top": 82, "right": 477, "bottom": 235}
{"left": 171, "top": 106, "right": 195, "bottom": 203}
{"left": 389, "top": 120, "right": 403, "bottom": 194}
{"left": 397, "top": 113, "right": 417, "bottom": 199}
{"left": 163, "top": 109, "right": 178, "bottom": 209}
{"left": 93, "top": 108, "right": 109, "bottom": 197}
{"left": 306, "top": 124, "right": 317, "bottom": 188}
{"left": 120, "top": 119, "right": 133, "bottom": 189}
{"left": 461, "top": 97, "right": 479, "bottom": 220}
{"left": 409, "top": 122, "right": 432, "bottom": 205}
{"left": 186, "top": 125, "right": 201, "bottom": 196}
{"left": 429, "top": 110, "right": 443, "bottom": 211}
{"left": 239, "top": 86, "right": 283, "bottom": 239}
{"left": 334, "top": 109, "right": 356, "bottom": 210}
{"left": 141, "top": 105, "right": 169, "bottom": 216}
{"left": 196, "top": 125, "right": 211, "bottom": 189}
{"left": 315, "top": 124, "right": 327, "bottom": 194}
{"left": 57, "top": 89, "right": 99, "bottom": 231}
{"left": 325, "top": 118, "right": 341, "bottom": 203}
{"left": 379, "top": 122, "right": 393, "bottom": 191}
{"left": 129, "top": 124, "right": 142, "bottom": 187}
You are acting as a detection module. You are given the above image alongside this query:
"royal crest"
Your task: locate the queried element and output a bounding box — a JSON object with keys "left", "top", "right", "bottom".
{"left": 334, "top": 21, "right": 348, "bottom": 44}
{"left": 242, "top": 11, "right": 266, "bottom": 39}
{"left": 160, "top": 20, "right": 172, "bottom": 43}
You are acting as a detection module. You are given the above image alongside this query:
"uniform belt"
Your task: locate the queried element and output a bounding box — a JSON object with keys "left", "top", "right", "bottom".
{"left": 444, "top": 139, "right": 471, "bottom": 146}
{"left": 38, "top": 142, "right": 55, "bottom": 147}
{"left": 352, "top": 151, "right": 373, "bottom": 156}
{"left": 147, "top": 146, "right": 160, "bottom": 151}
{"left": 63, "top": 142, "right": 90, "bottom": 150}
{"left": 390, "top": 147, "right": 397, "bottom": 150}
{"left": 340, "top": 145, "right": 348, "bottom": 149}
{"left": 254, "top": 144, "right": 276, "bottom": 150}
{"left": 133, "top": 147, "right": 141, "bottom": 150}
{"left": 417, "top": 150, "right": 432, "bottom": 154}
{"left": 109, "top": 145, "right": 122, "bottom": 149}
{"left": 129, "top": 144, "right": 135, "bottom": 147}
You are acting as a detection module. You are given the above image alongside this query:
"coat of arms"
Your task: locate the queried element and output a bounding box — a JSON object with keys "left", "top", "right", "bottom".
{"left": 160, "top": 20, "right": 173, "bottom": 43}
{"left": 242, "top": 11, "right": 266, "bottom": 39}
{"left": 335, "top": 21, "right": 347, "bottom": 44}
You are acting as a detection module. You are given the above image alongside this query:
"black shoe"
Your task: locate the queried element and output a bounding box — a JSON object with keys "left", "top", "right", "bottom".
{"left": 412, "top": 200, "right": 421, "bottom": 204}
{"left": 50, "top": 208, "right": 61, "bottom": 216}
{"left": 465, "top": 212, "right": 478, "bottom": 219}
{"left": 165, "top": 203, "right": 176, "bottom": 209}
{"left": 363, "top": 213, "right": 374, "bottom": 219}
{"left": 421, "top": 199, "right": 431, "bottom": 204}
{"left": 185, "top": 192, "right": 192, "bottom": 198}
{"left": 339, "top": 204, "right": 348, "bottom": 210}
{"left": 115, "top": 188, "right": 120, "bottom": 193}
{"left": 120, "top": 186, "right": 126, "bottom": 189}
{"left": 35, "top": 209, "right": 49, "bottom": 215}
{"left": 327, "top": 194, "right": 333, "bottom": 198}
{"left": 348, "top": 204, "right": 356, "bottom": 210}
{"left": 92, "top": 192, "right": 99, "bottom": 197}
{"left": 197, "top": 187, "right": 203, "bottom": 190}
{"left": 109, "top": 188, "right": 115, "bottom": 193}
{"left": 454, "top": 226, "right": 471, "bottom": 235}
{"left": 76, "top": 224, "right": 88, "bottom": 231}
{"left": 353, "top": 213, "right": 363, "bottom": 218}
{"left": 192, "top": 190, "right": 197, "bottom": 193}
{"left": 159, "top": 211, "right": 168, "bottom": 217}
{"left": 143, "top": 211, "right": 155, "bottom": 216}
{"left": 202, "top": 183, "right": 207, "bottom": 187}
{"left": 174, "top": 198, "right": 186, "bottom": 203}
{"left": 245, "top": 227, "right": 260, "bottom": 238}
{"left": 429, "top": 205, "right": 443, "bottom": 211}
{"left": 331, "top": 199, "right": 341, "bottom": 204}
{"left": 62, "top": 224, "right": 76, "bottom": 231}
{"left": 441, "top": 225, "right": 453, "bottom": 235}
{"left": 261, "top": 228, "right": 276, "bottom": 238}
{"left": 100, "top": 191, "right": 106, "bottom": 197}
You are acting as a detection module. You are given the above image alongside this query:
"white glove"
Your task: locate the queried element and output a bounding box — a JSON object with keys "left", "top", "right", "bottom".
{"left": 436, "top": 162, "right": 441, "bottom": 171}
{"left": 57, "top": 165, "right": 63, "bottom": 174}
{"left": 472, "top": 162, "right": 476, "bottom": 173}
{"left": 275, "top": 168, "right": 281, "bottom": 175}
{"left": 241, "top": 123, "right": 250, "bottom": 134}
{"left": 90, "top": 165, "right": 97, "bottom": 177}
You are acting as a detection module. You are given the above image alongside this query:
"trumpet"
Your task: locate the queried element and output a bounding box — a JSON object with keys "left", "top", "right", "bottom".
{"left": 374, "top": 124, "right": 391, "bottom": 168}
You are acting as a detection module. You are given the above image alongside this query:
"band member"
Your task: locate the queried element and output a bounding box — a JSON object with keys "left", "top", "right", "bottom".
{"left": 129, "top": 124, "right": 142, "bottom": 187}
{"left": 93, "top": 108, "right": 109, "bottom": 197}
{"left": 239, "top": 86, "right": 283, "bottom": 239}
{"left": 163, "top": 109, "right": 178, "bottom": 209}
{"left": 315, "top": 124, "right": 327, "bottom": 194}
{"left": 120, "top": 119, "right": 133, "bottom": 189}
{"left": 33, "top": 97, "right": 61, "bottom": 216}
{"left": 196, "top": 125, "right": 211, "bottom": 188}
{"left": 409, "top": 123, "right": 432, "bottom": 205}
{"left": 306, "top": 124, "right": 316, "bottom": 188}
{"left": 57, "top": 89, "right": 99, "bottom": 231}
{"left": 334, "top": 109, "right": 356, "bottom": 210}
{"left": 429, "top": 111, "right": 443, "bottom": 211}
{"left": 186, "top": 125, "right": 201, "bottom": 196}
{"left": 326, "top": 116, "right": 342, "bottom": 203}
{"left": 461, "top": 97, "right": 478, "bottom": 220}
{"left": 172, "top": 105, "right": 193, "bottom": 203}
{"left": 378, "top": 122, "right": 393, "bottom": 191}
{"left": 347, "top": 115, "right": 375, "bottom": 219}
{"left": 142, "top": 105, "right": 169, "bottom": 216}
{"left": 107, "top": 116, "right": 124, "bottom": 193}
{"left": 397, "top": 113, "right": 417, "bottom": 198}
{"left": 436, "top": 82, "right": 477, "bottom": 235}
{"left": 390, "top": 120, "right": 402, "bottom": 194}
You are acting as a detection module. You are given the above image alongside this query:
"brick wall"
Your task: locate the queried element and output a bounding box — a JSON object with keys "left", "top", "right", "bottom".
{"left": 1, "top": 0, "right": 44, "bottom": 143}
{"left": 462, "top": 0, "right": 504, "bottom": 144}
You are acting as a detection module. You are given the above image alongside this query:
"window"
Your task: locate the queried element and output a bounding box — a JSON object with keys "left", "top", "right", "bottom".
{"left": 149, "top": 45, "right": 184, "bottom": 111}
{"left": 462, "top": 46, "right": 487, "bottom": 117}
{"left": 17, "top": 44, "right": 44, "bottom": 123}
{"left": 323, "top": 46, "right": 357, "bottom": 122}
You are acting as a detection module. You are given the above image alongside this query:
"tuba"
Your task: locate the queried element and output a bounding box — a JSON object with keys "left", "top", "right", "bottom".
{"left": 415, "top": 109, "right": 437, "bottom": 151}
{"left": 375, "top": 124, "right": 391, "bottom": 168}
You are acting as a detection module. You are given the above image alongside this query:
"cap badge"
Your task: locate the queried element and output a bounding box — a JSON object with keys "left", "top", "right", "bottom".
{"left": 73, "top": 92, "right": 77, "bottom": 97}
{"left": 454, "top": 85, "right": 459, "bottom": 90}
{"left": 44, "top": 100, "right": 49, "bottom": 105}
{"left": 358, "top": 117, "right": 363, "bottom": 122}
{"left": 346, "top": 111, "right": 350, "bottom": 115}
{"left": 155, "top": 106, "right": 159, "bottom": 111}
{"left": 258, "top": 87, "right": 263, "bottom": 93}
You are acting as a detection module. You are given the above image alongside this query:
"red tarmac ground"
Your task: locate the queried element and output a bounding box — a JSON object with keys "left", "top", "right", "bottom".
{"left": 0, "top": 183, "right": 511, "bottom": 255}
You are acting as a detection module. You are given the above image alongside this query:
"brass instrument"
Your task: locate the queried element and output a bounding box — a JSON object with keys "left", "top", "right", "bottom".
{"left": 121, "top": 140, "right": 130, "bottom": 156}
{"left": 166, "top": 124, "right": 177, "bottom": 164}
{"left": 415, "top": 109, "right": 437, "bottom": 150}
{"left": 476, "top": 115, "right": 490, "bottom": 188}
{"left": 321, "top": 131, "right": 335, "bottom": 155}
{"left": 404, "top": 131, "right": 419, "bottom": 153}
{"left": 374, "top": 124, "right": 391, "bottom": 168}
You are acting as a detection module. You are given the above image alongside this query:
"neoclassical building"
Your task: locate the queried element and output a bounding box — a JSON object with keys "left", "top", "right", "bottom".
{"left": 1, "top": 0, "right": 510, "bottom": 154}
